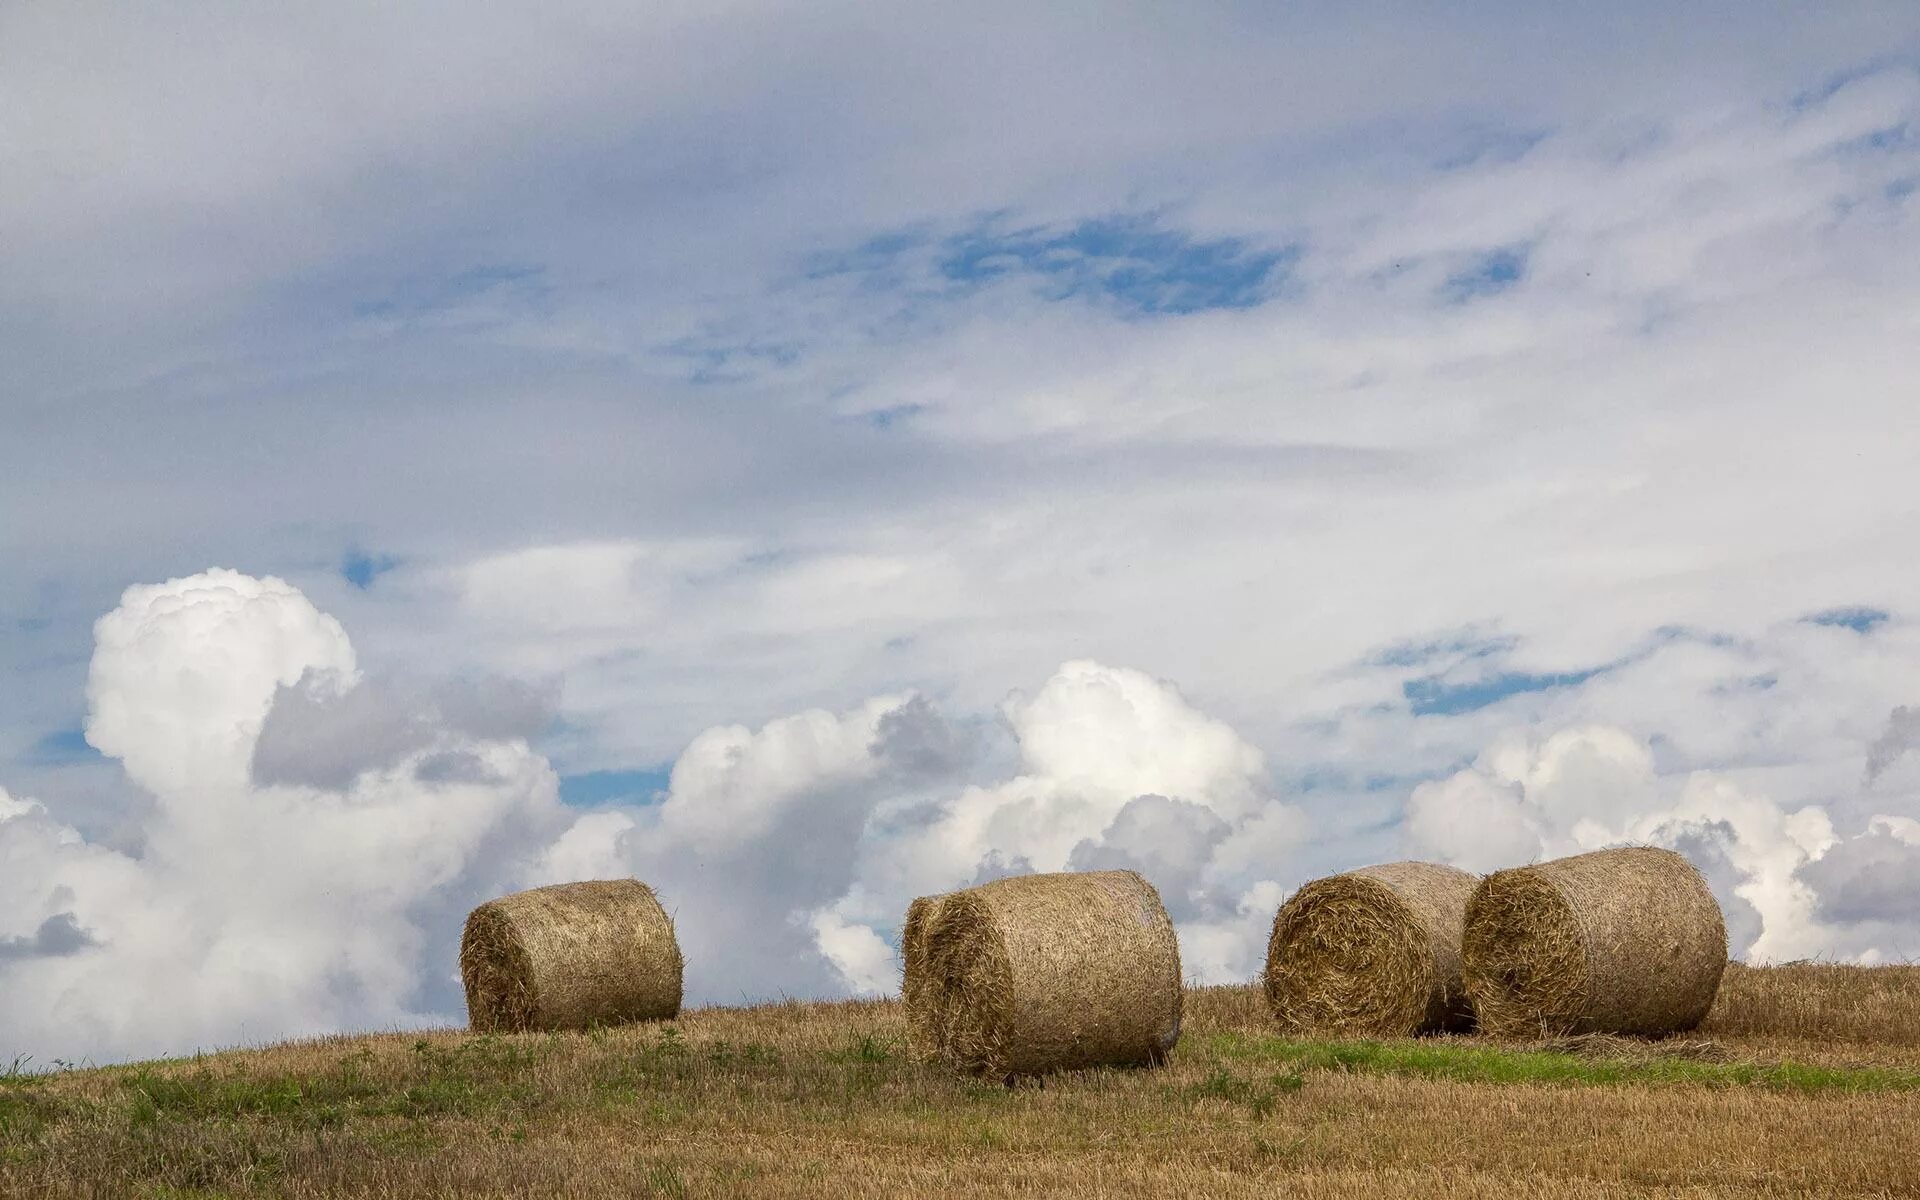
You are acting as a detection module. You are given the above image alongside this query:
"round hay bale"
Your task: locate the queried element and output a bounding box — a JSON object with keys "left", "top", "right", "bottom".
{"left": 1462, "top": 846, "right": 1728, "bottom": 1038}
{"left": 921, "top": 869, "right": 1182, "bottom": 1078}
{"left": 1263, "top": 860, "right": 1480, "bottom": 1036}
{"left": 900, "top": 892, "right": 951, "bottom": 1056}
{"left": 460, "top": 878, "right": 683, "bottom": 1033}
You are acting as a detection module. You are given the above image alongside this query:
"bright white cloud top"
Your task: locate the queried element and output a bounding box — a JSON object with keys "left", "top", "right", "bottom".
{"left": 4, "top": 5, "right": 1920, "bottom": 1065}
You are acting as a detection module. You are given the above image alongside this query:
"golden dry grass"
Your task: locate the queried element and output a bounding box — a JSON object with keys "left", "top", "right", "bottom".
{"left": 3, "top": 965, "right": 1917, "bottom": 1198}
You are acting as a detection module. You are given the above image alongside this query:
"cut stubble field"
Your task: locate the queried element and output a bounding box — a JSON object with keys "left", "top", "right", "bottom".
{"left": 4, "top": 963, "right": 1919, "bottom": 1198}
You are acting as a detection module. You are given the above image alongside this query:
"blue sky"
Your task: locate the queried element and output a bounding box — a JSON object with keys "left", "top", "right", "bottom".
{"left": 5, "top": 3, "right": 1920, "bottom": 1062}
{"left": 340, "top": 549, "right": 402, "bottom": 591}
{"left": 933, "top": 216, "right": 1294, "bottom": 315}
{"left": 1442, "top": 246, "right": 1529, "bottom": 302}
{"left": 1805, "top": 606, "right": 1892, "bottom": 634}
{"left": 1402, "top": 666, "right": 1605, "bottom": 717}
{"left": 558, "top": 767, "right": 673, "bottom": 808}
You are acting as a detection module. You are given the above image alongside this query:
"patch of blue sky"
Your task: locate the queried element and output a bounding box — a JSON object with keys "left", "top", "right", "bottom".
{"left": 1403, "top": 665, "right": 1607, "bottom": 717}
{"left": 1803, "top": 605, "right": 1890, "bottom": 634}
{"left": 1387, "top": 617, "right": 1858, "bottom": 720}
{"left": 1442, "top": 245, "right": 1528, "bottom": 302}
{"left": 1788, "top": 63, "right": 1917, "bottom": 113}
{"left": 27, "top": 727, "right": 99, "bottom": 765}
{"left": 559, "top": 767, "right": 672, "bottom": 808}
{"left": 1853, "top": 122, "right": 1909, "bottom": 153}
{"left": 1712, "top": 673, "right": 1779, "bottom": 696}
{"left": 803, "top": 229, "right": 933, "bottom": 281}
{"left": 1820, "top": 120, "right": 1911, "bottom": 172}
{"left": 935, "top": 215, "right": 1295, "bottom": 316}
{"left": 659, "top": 335, "right": 802, "bottom": 385}
{"left": 1364, "top": 630, "right": 1517, "bottom": 670}
{"left": 341, "top": 548, "right": 400, "bottom": 591}
{"left": 1647, "top": 624, "right": 1746, "bottom": 651}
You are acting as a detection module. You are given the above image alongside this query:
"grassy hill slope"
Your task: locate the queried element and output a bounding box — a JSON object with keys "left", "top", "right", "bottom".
{"left": 4, "top": 963, "right": 1919, "bottom": 1198}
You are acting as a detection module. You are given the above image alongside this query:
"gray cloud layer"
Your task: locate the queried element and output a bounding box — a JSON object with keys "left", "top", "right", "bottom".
{"left": 1865, "top": 706, "right": 1920, "bottom": 784}
{"left": 1800, "top": 829, "right": 1920, "bottom": 926}
{"left": 251, "top": 671, "right": 556, "bottom": 791}
{"left": 0, "top": 913, "right": 97, "bottom": 963}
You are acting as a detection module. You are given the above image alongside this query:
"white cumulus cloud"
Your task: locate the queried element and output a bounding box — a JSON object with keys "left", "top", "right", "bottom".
{"left": 86, "top": 569, "right": 356, "bottom": 798}
{"left": 805, "top": 660, "right": 1308, "bottom": 987}
{"left": 1405, "top": 717, "right": 1920, "bottom": 963}
{"left": 2, "top": 571, "right": 569, "bottom": 1067}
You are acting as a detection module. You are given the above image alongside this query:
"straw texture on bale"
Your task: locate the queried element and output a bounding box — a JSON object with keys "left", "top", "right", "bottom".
{"left": 1263, "top": 860, "right": 1480, "bottom": 1036}
{"left": 461, "top": 878, "right": 683, "bottom": 1033}
{"left": 910, "top": 869, "right": 1182, "bottom": 1078}
{"left": 900, "top": 891, "right": 951, "bottom": 1056}
{"left": 1462, "top": 846, "right": 1728, "bottom": 1038}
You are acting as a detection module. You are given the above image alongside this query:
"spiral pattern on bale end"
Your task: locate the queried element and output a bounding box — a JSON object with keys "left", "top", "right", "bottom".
{"left": 1264, "top": 861, "right": 1480, "bottom": 1036}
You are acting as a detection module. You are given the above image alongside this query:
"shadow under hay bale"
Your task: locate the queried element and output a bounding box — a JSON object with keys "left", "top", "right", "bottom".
{"left": 910, "top": 869, "right": 1182, "bottom": 1078}
{"left": 1463, "top": 846, "right": 1727, "bottom": 1038}
{"left": 461, "top": 878, "right": 684, "bottom": 1033}
{"left": 1264, "top": 860, "right": 1480, "bottom": 1036}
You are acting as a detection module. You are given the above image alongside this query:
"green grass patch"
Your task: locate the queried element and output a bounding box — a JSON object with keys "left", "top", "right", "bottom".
{"left": 1210, "top": 1033, "right": 1920, "bottom": 1094}
{"left": 1183, "top": 1066, "right": 1305, "bottom": 1117}
{"left": 699, "top": 1039, "right": 783, "bottom": 1069}
{"left": 1, "top": 1090, "right": 86, "bottom": 1144}
{"left": 123, "top": 1067, "right": 385, "bottom": 1125}
{"left": 587, "top": 1027, "right": 774, "bottom": 1100}
{"left": 378, "top": 1038, "right": 546, "bottom": 1119}
{"left": 825, "top": 1034, "right": 898, "bottom": 1065}
{"left": 115, "top": 1035, "right": 560, "bottom": 1130}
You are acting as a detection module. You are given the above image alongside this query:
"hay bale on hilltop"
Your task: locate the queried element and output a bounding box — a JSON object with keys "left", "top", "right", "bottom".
{"left": 1462, "top": 846, "right": 1727, "bottom": 1038}
{"left": 461, "top": 879, "right": 684, "bottom": 1033}
{"left": 1263, "top": 861, "right": 1480, "bottom": 1036}
{"left": 901, "top": 892, "right": 951, "bottom": 1056}
{"left": 910, "top": 869, "right": 1182, "bottom": 1078}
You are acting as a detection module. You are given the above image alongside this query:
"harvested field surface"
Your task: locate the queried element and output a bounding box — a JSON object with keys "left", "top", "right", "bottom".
{"left": 4, "top": 964, "right": 1918, "bottom": 1198}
